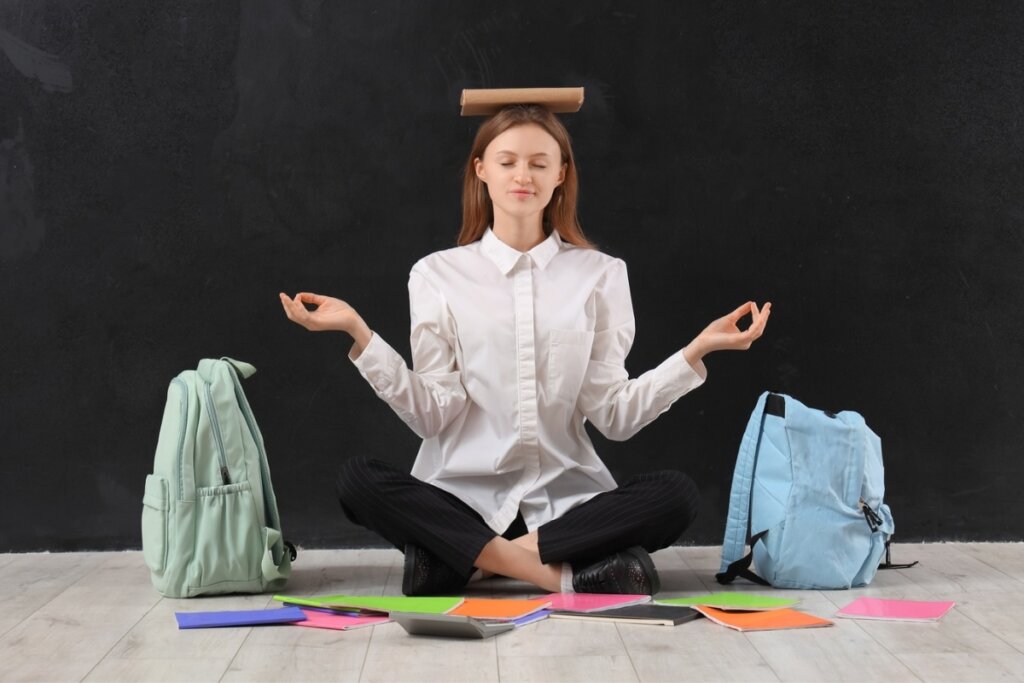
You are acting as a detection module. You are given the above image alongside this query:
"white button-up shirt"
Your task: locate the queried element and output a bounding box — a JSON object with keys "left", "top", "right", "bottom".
{"left": 351, "top": 228, "right": 706, "bottom": 534}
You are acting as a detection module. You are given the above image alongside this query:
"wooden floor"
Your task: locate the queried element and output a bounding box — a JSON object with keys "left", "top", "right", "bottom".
{"left": 1, "top": 543, "right": 1023, "bottom": 682}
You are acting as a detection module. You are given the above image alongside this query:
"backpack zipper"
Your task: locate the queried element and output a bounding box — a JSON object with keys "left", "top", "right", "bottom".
{"left": 203, "top": 382, "right": 232, "bottom": 485}
{"left": 171, "top": 378, "right": 188, "bottom": 501}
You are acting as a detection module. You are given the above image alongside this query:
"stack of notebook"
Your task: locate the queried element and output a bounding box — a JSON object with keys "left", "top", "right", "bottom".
{"left": 545, "top": 592, "right": 699, "bottom": 626}
{"left": 390, "top": 597, "right": 552, "bottom": 638}
{"left": 174, "top": 592, "right": 952, "bottom": 636}
{"left": 652, "top": 592, "right": 834, "bottom": 631}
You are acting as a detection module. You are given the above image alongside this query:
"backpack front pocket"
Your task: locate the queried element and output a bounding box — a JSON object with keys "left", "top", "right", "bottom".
{"left": 189, "top": 481, "right": 262, "bottom": 590}
{"left": 141, "top": 475, "right": 169, "bottom": 573}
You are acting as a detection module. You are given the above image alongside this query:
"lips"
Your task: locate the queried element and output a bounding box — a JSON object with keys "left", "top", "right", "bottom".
{"left": 510, "top": 190, "right": 534, "bottom": 197}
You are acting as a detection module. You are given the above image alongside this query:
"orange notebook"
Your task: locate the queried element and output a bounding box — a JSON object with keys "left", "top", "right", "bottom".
{"left": 448, "top": 598, "right": 551, "bottom": 621}
{"left": 695, "top": 606, "right": 833, "bottom": 632}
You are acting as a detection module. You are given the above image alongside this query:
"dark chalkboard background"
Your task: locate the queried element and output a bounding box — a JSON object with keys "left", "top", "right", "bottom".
{"left": 2, "top": 1, "right": 1022, "bottom": 552}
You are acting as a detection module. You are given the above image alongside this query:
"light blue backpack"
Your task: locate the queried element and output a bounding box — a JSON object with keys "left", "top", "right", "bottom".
{"left": 717, "top": 392, "right": 902, "bottom": 589}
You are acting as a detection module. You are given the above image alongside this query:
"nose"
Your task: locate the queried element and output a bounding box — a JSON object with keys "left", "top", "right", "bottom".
{"left": 514, "top": 164, "right": 532, "bottom": 185}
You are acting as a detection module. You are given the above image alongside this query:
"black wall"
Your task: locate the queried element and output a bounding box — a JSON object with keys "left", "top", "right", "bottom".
{"left": 2, "top": 1, "right": 1022, "bottom": 551}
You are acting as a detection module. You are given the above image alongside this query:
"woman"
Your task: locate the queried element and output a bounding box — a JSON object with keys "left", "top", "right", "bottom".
{"left": 280, "top": 104, "right": 771, "bottom": 596}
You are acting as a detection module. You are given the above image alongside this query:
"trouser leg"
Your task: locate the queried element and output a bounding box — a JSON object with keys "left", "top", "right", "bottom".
{"left": 335, "top": 456, "right": 499, "bottom": 577}
{"left": 536, "top": 470, "right": 700, "bottom": 566}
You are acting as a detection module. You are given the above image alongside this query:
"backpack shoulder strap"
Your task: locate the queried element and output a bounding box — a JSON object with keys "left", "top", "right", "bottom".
{"left": 717, "top": 392, "right": 773, "bottom": 582}
{"left": 216, "top": 358, "right": 294, "bottom": 572}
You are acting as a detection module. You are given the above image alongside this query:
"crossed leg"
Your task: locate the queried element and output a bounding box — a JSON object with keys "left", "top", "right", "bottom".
{"left": 336, "top": 457, "right": 699, "bottom": 591}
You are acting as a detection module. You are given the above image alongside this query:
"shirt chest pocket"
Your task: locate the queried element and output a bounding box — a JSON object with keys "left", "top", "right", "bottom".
{"left": 547, "top": 329, "right": 596, "bottom": 405}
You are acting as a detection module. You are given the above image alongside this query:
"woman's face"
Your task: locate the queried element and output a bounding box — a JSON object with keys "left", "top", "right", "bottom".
{"left": 474, "top": 123, "right": 566, "bottom": 226}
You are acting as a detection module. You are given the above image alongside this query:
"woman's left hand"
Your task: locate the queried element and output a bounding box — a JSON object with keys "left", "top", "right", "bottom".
{"left": 684, "top": 301, "right": 772, "bottom": 366}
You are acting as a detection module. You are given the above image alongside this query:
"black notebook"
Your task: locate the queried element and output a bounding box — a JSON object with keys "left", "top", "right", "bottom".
{"left": 549, "top": 603, "right": 701, "bottom": 626}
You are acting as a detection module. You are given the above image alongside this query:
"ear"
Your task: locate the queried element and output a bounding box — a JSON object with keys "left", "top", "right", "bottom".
{"left": 474, "top": 157, "right": 486, "bottom": 182}
{"left": 556, "top": 163, "right": 567, "bottom": 186}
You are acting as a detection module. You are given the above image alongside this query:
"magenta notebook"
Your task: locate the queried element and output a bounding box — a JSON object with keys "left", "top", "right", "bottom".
{"left": 542, "top": 593, "right": 651, "bottom": 613}
{"left": 293, "top": 608, "right": 390, "bottom": 631}
{"left": 836, "top": 597, "right": 956, "bottom": 622}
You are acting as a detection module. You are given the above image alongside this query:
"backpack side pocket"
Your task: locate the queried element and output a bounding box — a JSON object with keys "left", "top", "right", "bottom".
{"left": 188, "top": 481, "right": 262, "bottom": 592}
{"left": 141, "top": 475, "right": 169, "bottom": 573}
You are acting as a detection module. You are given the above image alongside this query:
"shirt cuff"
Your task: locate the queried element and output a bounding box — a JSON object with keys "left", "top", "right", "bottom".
{"left": 349, "top": 332, "right": 400, "bottom": 395}
{"left": 652, "top": 349, "right": 707, "bottom": 403}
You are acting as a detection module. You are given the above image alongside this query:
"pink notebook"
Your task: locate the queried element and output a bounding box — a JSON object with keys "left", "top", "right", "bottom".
{"left": 543, "top": 593, "right": 651, "bottom": 613}
{"left": 836, "top": 597, "right": 955, "bottom": 622}
{"left": 293, "top": 608, "right": 390, "bottom": 631}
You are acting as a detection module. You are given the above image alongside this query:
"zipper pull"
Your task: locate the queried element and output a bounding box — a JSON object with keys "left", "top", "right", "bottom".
{"left": 862, "top": 504, "right": 882, "bottom": 532}
{"left": 220, "top": 466, "right": 231, "bottom": 485}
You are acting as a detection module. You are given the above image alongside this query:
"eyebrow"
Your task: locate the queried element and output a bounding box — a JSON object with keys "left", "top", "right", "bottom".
{"left": 494, "top": 151, "right": 552, "bottom": 157}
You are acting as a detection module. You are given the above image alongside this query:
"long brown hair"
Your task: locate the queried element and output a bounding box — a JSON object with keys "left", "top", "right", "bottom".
{"left": 458, "top": 105, "right": 594, "bottom": 249}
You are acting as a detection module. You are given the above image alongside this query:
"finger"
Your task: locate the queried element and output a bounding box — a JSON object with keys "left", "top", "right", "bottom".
{"left": 742, "top": 302, "right": 761, "bottom": 332}
{"left": 748, "top": 306, "right": 771, "bottom": 339}
{"left": 282, "top": 296, "right": 311, "bottom": 326}
{"left": 725, "top": 301, "right": 754, "bottom": 324}
{"left": 297, "top": 292, "right": 326, "bottom": 305}
{"left": 279, "top": 293, "right": 295, "bottom": 319}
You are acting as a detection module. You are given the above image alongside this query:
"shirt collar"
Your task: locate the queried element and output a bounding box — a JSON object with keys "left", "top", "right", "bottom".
{"left": 481, "top": 227, "right": 563, "bottom": 275}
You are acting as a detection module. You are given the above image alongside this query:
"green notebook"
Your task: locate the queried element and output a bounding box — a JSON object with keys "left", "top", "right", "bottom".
{"left": 656, "top": 592, "right": 797, "bottom": 611}
{"left": 274, "top": 594, "right": 463, "bottom": 615}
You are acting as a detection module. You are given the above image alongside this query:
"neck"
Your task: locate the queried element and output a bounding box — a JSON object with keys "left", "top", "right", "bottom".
{"left": 491, "top": 212, "right": 546, "bottom": 252}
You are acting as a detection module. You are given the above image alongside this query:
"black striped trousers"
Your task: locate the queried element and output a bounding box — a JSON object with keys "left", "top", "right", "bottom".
{"left": 336, "top": 456, "right": 700, "bottom": 578}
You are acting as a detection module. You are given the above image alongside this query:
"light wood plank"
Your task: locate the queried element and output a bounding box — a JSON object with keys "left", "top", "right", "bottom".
{"left": 0, "top": 552, "right": 107, "bottom": 638}
{"left": 891, "top": 651, "right": 1024, "bottom": 682}
{"left": 222, "top": 623, "right": 372, "bottom": 682}
{"left": 499, "top": 617, "right": 628, "bottom": 658}
{"left": 946, "top": 589, "right": 1024, "bottom": 653}
{"left": 498, "top": 654, "right": 638, "bottom": 683}
{"left": 0, "top": 552, "right": 160, "bottom": 682}
{"left": 744, "top": 618, "right": 921, "bottom": 682}
{"left": 884, "top": 542, "right": 1019, "bottom": 595}
{"left": 953, "top": 542, "right": 1024, "bottom": 585}
{"left": 359, "top": 621, "right": 499, "bottom": 682}
{"left": 617, "top": 618, "right": 781, "bottom": 683}
{"left": 84, "top": 657, "right": 233, "bottom": 683}
{"left": 853, "top": 608, "right": 1024, "bottom": 680}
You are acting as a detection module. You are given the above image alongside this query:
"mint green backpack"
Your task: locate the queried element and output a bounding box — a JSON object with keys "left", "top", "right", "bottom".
{"left": 141, "top": 358, "right": 294, "bottom": 597}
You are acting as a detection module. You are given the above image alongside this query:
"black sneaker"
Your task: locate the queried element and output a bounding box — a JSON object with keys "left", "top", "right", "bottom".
{"left": 571, "top": 546, "right": 661, "bottom": 595}
{"left": 401, "top": 543, "right": 470, "bottom": 596}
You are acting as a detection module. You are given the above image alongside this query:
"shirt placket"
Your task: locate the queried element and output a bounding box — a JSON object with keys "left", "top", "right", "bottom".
{"left": 513, "top": 253, "right": 541, "bottom": 503}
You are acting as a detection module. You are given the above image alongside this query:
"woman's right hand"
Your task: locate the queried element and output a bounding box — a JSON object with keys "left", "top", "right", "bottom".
{"left": 279, "top": 292, "right": 373, "bottom": 355}
{"left": 278, "top": 292, "right": 356, "bottom": 332}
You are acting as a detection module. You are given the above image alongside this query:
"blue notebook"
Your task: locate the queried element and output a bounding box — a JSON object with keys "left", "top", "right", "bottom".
{"left": 175, "top": 606, "right": 307, "bottom": 629}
